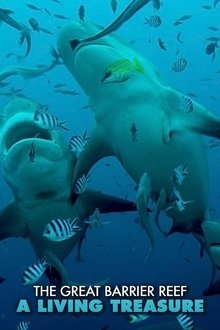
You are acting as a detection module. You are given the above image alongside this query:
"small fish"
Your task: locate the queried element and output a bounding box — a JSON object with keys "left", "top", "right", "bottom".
{"left": 28, "top": 142, "right": 36, "bottom": 162}
{"left": 187, "top": 92, "right": 197, "bottom": 98}
{"left": 173, "top": 15, "right": 192, "bottom": 26}
{"left": 202, "top": 5, "right": 212, "bottom": 10}
{"left": 85, "top": 208, "right": 104, "bottom": 228}
{"left": 176, "top": 313, "right": 194, "bottom": 330}
{"left": 54, "top": 83, "right": 66, "bottom": 88}
{"left": 29, "top": 17, "right": 40, "bottom": 32}
{"left": 87, "top": 208, "right": 110, "bottom": 228}
{"left": 74, "top": 174, "right": 90, "bottom": 194}
{"left": 144, "top": 15, "right": 162, "bottom": 28}
{"left": 39, "top": 27, "right": 53, "bottom": 35}
{"left": 34, "top": 108, "right": 68, "bottom": 130}
{"left": 175, "top": 14, "right": 192, "bottom": 22}
{"left": 172, "top": 163, "right": 189, "bottom": 185}
{"left": 110, "top": 0, "right": 118, "bottom": 14}
{"left": 208, "top": 26, "right": 219, "bottom": 32}
{"left": 17, "top": 321, "right": 30, "bottom": 330}
{"left": 55, "top": 89, "right": 79, "bottom": 95}
{"left": 22, "top": 257, "right": 48, "bottom": 285}
{"left": 213, "top": 0, "right": 220, "bottom": 8}
{"left": 206, "top": 41, "right": 219, "bottom": 61}
{"left": 101, "top": 58, "right": 144, "bottom": 84}
{"left": 130, "top": 122, "right": 138, "bottom": 142}
{"left": 5, "top": 52, "right": 13, "bottom": 58}
{"left": 26, "top": 3, "right": 43, "bottom": 11}
{"left": 171, "top": 58, "right": 187, "bottom": 72}
{"left": 167, "top": 188, "right": 193, "bottom": 213}
{"left": 173, "top": 21, "right": 183, "bottom": 26}
{"left": 151, "top": 0, "right": 161, "bottom": 10}
{"left": 128, "top": 313, "right": 150, "bottom": 324}
{"left": 200, "top": 77, "right": 212, "bottom": 82}
{"left": 53, "top": 14, "right": 69, "bottom": 20}
{"left": 180, "top": 96, "right": 193, "bottom": 113}
{"left": 78, "top": 5, "right": 85, "bottom": 21}
{"left": 0, "top": 276, "right": 6, "bottom": 284}
{"left": 42, "top": 8, "right": 52, "bottom": 16}
{"left": 158, "top": 37, "right": 166, "bottom": 50}
{"left": 43, "top": 218, "right": 81, "bottom": 241}
{"left": 176, "top": 31, "right": 183, "bottom": 44}
{"left": 206, "top": 36, "right": 220, "bottom": 41}
{"left": 69, "top": 131, "right": 89, "bottom": 158}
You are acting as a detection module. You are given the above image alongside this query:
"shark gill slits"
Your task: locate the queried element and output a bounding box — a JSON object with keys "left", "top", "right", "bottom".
{"left": 69, "top": 39, "right": 80, "bottom": 51}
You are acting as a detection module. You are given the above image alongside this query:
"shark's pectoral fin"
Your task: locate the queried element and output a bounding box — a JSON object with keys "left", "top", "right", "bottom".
{"left": 0, "top": 201, "right": 28, "bottom": 240}
{"left": 136, "top": 172, "right": 153, "bottom": 256}
{"left": 78, "top": 190, "right": 136, "bottom": 218}
{"left": 71, "top": 127, "right": 113, "bottom": 204}
{"left": 162, "top": 88, "right": 220, "bottom": 141}
{"left": 201, "top": 221, "right": 220, "bottom": 296}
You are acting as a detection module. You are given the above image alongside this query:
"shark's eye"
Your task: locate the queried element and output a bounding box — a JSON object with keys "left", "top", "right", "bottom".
{"left": 69, "top": 39, "right": 80, "bottom": 51}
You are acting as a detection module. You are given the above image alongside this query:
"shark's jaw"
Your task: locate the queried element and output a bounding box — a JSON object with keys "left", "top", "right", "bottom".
{"left": 0, "top": 108, "right": 71, "bottom": 202}
{"left": 3, "top": 119, "right": 52, "bottom": 156}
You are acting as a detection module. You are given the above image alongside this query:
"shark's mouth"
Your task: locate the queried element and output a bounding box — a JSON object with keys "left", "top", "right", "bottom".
{"left": 4, "top": 121, "right": 53, "bottom": 153}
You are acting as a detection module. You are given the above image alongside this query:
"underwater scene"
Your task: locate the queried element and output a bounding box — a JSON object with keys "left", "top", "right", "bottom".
{"left": 0, "top": 0, "right": 220, "bottom": 329}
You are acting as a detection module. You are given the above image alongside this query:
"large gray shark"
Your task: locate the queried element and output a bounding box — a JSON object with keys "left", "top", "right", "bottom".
{"left": 0, "top": 8, "right": 31, "bottom": 58}
{"left": 0, "top": 98, "right": 136, "bottom": 285}
{"left": 57, "top": 21, "right": 220, "bottom": 294}
{"left": 0, "top": 47, "right": 61, "bottom": 83}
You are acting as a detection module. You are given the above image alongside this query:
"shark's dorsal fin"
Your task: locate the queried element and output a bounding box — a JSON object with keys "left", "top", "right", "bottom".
{"left": 0, "top": 201, "right": 28, "bottom": 240}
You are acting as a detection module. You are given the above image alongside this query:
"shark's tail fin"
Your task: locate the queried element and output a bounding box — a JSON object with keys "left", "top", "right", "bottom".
{"left": 200, "top": 221, "right": 220, "bottom": 296}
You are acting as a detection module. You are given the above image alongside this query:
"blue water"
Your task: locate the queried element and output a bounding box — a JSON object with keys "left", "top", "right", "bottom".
{"left": 0, "top": 0, "right": 220, "bottom": 329}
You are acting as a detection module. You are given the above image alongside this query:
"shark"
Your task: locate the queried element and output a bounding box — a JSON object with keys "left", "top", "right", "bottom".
{"left": 0, "top": 8, "right": 31, "bottom": 58}
{"left": 0, "top": 47, "right": 61, "bottom": 83}
{"left": 0, "top": 97, "right": 136, "bottom": 285}
{"left": 57, "top": 21, "right": 220, "bottom": 294}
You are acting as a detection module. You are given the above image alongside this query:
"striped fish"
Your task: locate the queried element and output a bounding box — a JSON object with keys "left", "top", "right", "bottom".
{"left": 177, "top": 313, "right": 194, "bottom": 330}
{"left": 85, "top": 208, "right": 109, "bottom": 228}
{"left": 74, "top": 174, "right": 90, "bottom": 194}
{"left": 101, "top": 58, "right": 144, "bottom": 84}
{"left": 144, "top": 15, "right": 162, "bottom": 27}
{"left": 43, "top": 218, "right": 81, "bottom": 241}
{"left": 34, "top": 108, "right": 68, "bottom": 130}
{"left": 166, "top": 188, "right": 193, "bottom": 213}
{"left": 22, "top": 257, "right": 48, "bottom": 285}
{"left": 171, "top": 58, "right": 188, "bottom": 72}
{"left": 129, "top": 313, "right": 150, "bottom": 324}
{"left": 69, "top": 132, "right": 89, "bottom": 158}
{"left": 17, "top": 321, "right": 30, "bottom": 330}
{"left": 180, "top": 96, "right": 194, "bottom": 113}
{"left": 172, "top": 163, "right": 189, "bottom": 185}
